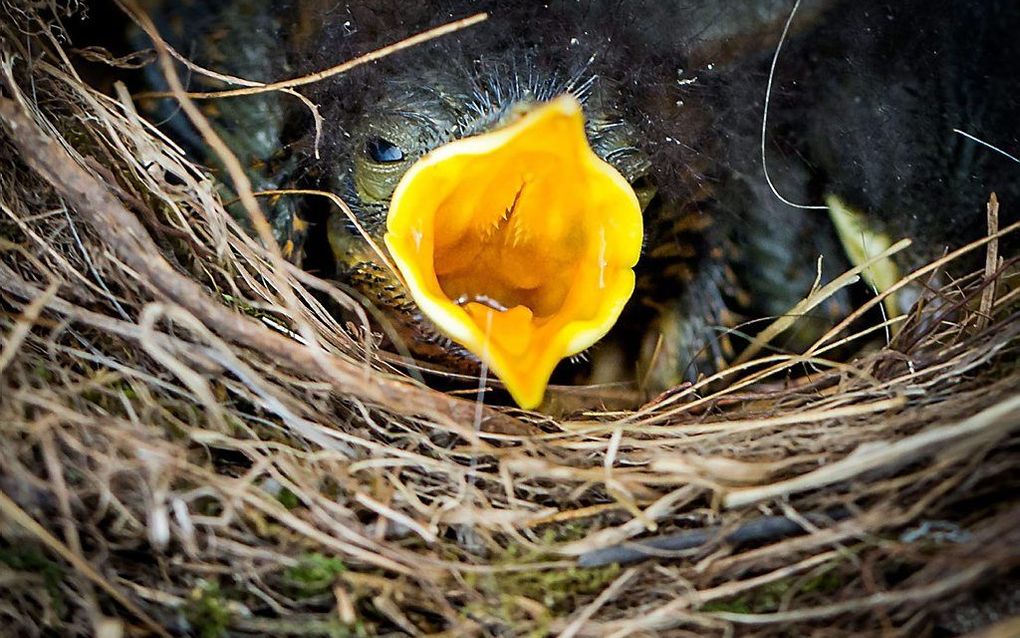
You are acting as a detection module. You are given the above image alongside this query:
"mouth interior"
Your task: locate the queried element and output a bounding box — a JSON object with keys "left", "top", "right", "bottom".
{"left": 432, "top": 155, "right": 587, "bottom": 325}
{"left": 384, "top": 96, "right": 641, "bottom": 408}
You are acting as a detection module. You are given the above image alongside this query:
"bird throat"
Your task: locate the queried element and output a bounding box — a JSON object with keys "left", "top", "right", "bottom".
{"left": 434, "top": 180, "right": 577, "bottom": 318}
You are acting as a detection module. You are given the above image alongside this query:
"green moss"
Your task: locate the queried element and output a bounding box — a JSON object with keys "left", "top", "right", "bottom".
{"left": 702, "top": 567, "right": 845, "bottom": 614}
{"left": 78, "top": 379, "right": 138, "bottom": 412}
{"left": 185, "top": 579, "right": 232, "bottom": 638}
{"left": 488, "top": 562, "right": 621, "bottom": 611}
{"left": 276, "top": 486, "right": 301, "bottom": 510}
{"left": 0, "top": 544, "right": 66, "bottom": 617}
{"left": 221, "top": 294, "right": 275, "bottom": 321}
{"left": 800, "top": 568, "right": 844, "bottom": 594}
{"left": 80, "top": 387, "right": 104, "bottom": 405}
{"left": 702, "top": 597, "right": 753, "bottom": 614}
{"left": 702, "top": 587, "right": 776, "bottom": 614}
{"left": 464, "top": 538, "right": 621, "bottom": 635}
{"left": 32, "top": 363, "right": 54, "bottom": 382}
{"left": 535, "top": 520, "right": 594, "bottom": 544}
{"left": 285, "top": 553, "right": 347, "bottom": 597}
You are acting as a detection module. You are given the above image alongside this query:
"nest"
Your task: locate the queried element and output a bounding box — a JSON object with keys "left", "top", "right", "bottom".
{"left": 1, "top": 3, "right": 1018, "bottom": 637}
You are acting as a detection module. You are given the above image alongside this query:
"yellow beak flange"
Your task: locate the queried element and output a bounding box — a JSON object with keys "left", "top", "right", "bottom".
{"left": 384, "top": 95, "right": 643, "bottom": 409}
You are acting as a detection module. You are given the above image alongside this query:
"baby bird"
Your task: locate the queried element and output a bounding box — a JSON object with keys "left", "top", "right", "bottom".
{"left": 142, "top": 0, "right": 1020, "bottom": 408}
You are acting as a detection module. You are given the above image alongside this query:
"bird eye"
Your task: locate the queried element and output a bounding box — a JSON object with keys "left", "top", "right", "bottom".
{"left": 365, "top": 137, "right": 405, "bottom": 163}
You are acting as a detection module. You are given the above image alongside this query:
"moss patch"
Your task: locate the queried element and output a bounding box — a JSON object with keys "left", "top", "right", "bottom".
{"left": 285, "top": 552, "right": 348, "bottom": 597}
{"left": 703, "top": 567, "right": 846, "bottom": 614}
{"left": 464, "top": 539, "right": 621, "bottom": 635}
{"left": 0, "top": 544, "right": 66, "bottom": 618}
{"left": 185, "top": 579, "right": 232, "bottom": 638}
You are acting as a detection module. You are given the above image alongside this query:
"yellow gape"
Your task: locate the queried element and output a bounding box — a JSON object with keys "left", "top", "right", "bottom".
{"left": 384, "top": 95, "right": 643, "bottom": 408}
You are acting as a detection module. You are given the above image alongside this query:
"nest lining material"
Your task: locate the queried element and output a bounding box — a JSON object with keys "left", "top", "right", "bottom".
{"left": 1, "top": 3, "right": 1019, "bottom": 637}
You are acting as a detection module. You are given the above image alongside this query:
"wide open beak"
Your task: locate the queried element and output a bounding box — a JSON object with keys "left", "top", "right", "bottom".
{"left": 384, "top": 95, "right": 643, "bottom": 409}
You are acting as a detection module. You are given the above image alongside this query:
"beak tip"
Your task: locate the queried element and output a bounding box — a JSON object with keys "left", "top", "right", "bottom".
{"left": 503, "top": 375, "right": 549, "bottom": 411}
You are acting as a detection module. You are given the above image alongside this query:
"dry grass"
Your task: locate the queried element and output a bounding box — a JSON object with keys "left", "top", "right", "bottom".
{"left": 1, "top": 3, "right": 1018, "bottom": 637}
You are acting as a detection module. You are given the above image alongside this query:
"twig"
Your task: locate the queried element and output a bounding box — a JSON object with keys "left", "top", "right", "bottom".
{"left": 706, "top": 562, "right": 988, "bottom": 624}
{"left": 0, "top": 280, "right": 57, "bottom": 375}
{"left": 132, "top": 12, "right": 489, "bottom": 100}
{"left": 592, "top": 550, "right": 842, "bottom": 636}
{"left": 557, "top": 567, "right": 639, "bottom": 638}
{"left": 975, "top": 193, "right": 1000, "bottom": 331}
{"left": 723, "top": 393, "right": 1020, "bottom": 507}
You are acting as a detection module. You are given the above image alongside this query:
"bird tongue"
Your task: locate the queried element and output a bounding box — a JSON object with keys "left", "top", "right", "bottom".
{"left": 462, "top": 304, "right": 534, "bottom": 357}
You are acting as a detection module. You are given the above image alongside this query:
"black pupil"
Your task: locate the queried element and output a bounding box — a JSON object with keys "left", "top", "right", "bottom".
{"left": 366, "top": 137, "right": 404, "bottom": 163}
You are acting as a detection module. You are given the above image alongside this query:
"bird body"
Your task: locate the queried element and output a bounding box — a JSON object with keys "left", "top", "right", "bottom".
{"left": 143, "top": 0, "right": 1020, "bottom": 407}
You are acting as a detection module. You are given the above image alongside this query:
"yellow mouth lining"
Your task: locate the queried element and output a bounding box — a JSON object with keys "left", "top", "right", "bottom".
{"left": 384, "top": 95, "right": 643, "bottom": 408}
